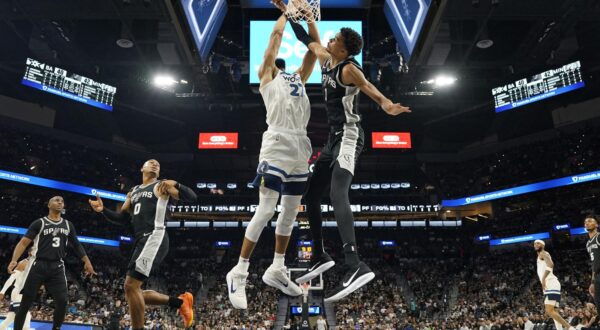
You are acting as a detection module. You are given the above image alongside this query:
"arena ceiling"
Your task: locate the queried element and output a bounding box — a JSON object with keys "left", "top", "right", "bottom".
{"left": 0, "top": 0, "right": 599, "bottom": 153}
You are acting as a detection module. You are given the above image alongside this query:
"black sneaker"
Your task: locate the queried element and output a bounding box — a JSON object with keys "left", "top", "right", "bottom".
{"left": 324, "top": 262, "right": 375, "bottom": 303}
{"left": 294, "top": 252, "right": 335, "bottom": 284}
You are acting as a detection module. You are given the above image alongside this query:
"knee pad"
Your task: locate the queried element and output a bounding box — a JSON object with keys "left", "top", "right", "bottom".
{"left": 245, "top": 188, "right": 279, "bottom": 242}
{"left": 275, "top": 195, "right": 302, "bottom": 237}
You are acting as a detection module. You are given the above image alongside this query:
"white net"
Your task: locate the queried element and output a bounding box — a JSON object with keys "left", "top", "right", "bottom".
{"left": 285, "top": 0, "right": 321, "bottom": 24}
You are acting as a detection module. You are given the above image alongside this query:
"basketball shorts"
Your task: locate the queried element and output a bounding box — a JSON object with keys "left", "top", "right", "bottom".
{"left": 251, "top": 127, "right": 312, "bottom": 196}
{"left": 127, "top": 230, "right": 169, "bottom": 281}
{"left": 543, "top": 277, "right": 561, "bottom": 306}
{"left": 317, "top": 123, "right": 364, "bottom": 176}
{"left": 20, "top": 259, "right": 67, "bottom": 298}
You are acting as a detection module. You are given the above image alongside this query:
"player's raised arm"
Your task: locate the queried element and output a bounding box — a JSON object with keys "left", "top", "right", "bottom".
{"left": 293, "top": 6, "right": 319, "bottom": 84}
{"left": 342, "top": 63, "right": 411, "bottom": 116}
{"left": 274, "top": 0, "right": 330, "bottom": 67}
{"left": 258, "top": 14, "right": 288, "bottom": 86}
{"left": 89, "top": 193, "right": 131, "bottom": 226}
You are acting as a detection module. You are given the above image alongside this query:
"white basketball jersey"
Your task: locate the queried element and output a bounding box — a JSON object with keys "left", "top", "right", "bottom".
{"left": 259, "top": 72, "right": 310, "bottom": 131}
{"left": 537, "top": 257, "right": 558, "bottom": 283}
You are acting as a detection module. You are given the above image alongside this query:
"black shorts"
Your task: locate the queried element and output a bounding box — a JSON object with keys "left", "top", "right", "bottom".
{"left": 317, "top": 124, "right": 364, "bottom": 176}
{"left": 21, "top": 259, "right": 67, "bottom": 298}
{"left": 9, "top": 302, "right": 20, "bottom": 313}
{"left": 127, "top": 230, "right": 169, "bottom": 281}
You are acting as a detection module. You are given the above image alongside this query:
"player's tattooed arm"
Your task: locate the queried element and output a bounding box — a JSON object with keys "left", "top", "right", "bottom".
{"left": 89, "top": 193, "right": 130, "bottom": 226}
{"left": 342, "top": 63, "right": 411, "bottom": 116}
{"left": 156, "top": 180, "right": 197, "bottom": 203}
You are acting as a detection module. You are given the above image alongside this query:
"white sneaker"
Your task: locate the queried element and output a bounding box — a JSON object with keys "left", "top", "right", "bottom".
{"left": 262, "top": 265, "right": 303, "bottom": 297}
{"left": 226, "top": 268, "right": 248, "bottom": 309}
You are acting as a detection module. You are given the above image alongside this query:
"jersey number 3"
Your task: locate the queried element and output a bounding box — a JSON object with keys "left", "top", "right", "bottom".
{"left": 289, "top": 83, "right": 304, "bottom": 97}
{"left": 52, "top": 237, "right": 60, "bottom": 248}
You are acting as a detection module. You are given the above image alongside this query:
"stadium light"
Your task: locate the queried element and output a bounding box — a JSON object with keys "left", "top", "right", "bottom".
{"left": 433, "top": 75, "right": 457, "bottom": 87}
{"left": 153, "top": 75, "right": 177, "bottom": 87}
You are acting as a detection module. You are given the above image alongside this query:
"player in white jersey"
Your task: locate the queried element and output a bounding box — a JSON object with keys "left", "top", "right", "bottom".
{"left": 226, "top": 13, "right": 320, "bottom": 309}
{"left": 534, "top": 240, "right": 575, "bottom": 330}
{"left": 0, "top": 257, "right": 32, "bottom": 330}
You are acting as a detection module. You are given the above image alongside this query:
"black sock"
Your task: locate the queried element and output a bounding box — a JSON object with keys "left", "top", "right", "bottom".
{"left": 168, "top": 296, "right": 184, "bottom": 309}
{"left": 343, "top": 243, "right": 360, "bottom": 268}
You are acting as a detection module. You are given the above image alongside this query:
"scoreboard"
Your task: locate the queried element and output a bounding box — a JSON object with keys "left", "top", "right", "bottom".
{"left": 492, "top": 61, "right": 585, "bottom": 113}
{"left": 22, "top": 58, "right": 116, "bottom": 111}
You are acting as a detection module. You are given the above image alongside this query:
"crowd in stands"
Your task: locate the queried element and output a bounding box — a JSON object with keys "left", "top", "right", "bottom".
{"left": 1, "top": 228, "right": 598, "bottom": 329}
{"left": 425, "top": 125, "right": 600, "bottom": 199}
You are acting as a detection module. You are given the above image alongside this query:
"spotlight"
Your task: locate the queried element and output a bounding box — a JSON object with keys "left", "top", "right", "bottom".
{"left": 433, "top": 75, "right": 457, "bottom": 87}
{"left": 153, "top": 75, "right": 177, "bottom": 87}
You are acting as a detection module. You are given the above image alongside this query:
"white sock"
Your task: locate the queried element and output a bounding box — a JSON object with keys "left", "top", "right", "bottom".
{"left": 236, "top": 257, "right": 250, "bottom": 273}
{"left": 273, "top": 253, "right": 285, "bottom": 268}
{"left": 553, "top": 320, "right": 563, "bottom": 330}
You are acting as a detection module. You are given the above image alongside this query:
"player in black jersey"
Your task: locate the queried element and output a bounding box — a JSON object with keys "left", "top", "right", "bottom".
{"left": 277, "top": 0, "right": 411, "bottom": 302}
{"left": 585, "top": 214, "right": 600, "bottom": 322}
{"left": 6, "top": 196, "right": 96, "bottom": 330}
{"left": 89, "top": 159, "right": 198, "bottom": 329}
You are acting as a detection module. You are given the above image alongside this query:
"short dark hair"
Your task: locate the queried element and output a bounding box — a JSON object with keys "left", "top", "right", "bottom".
{"left": 587, "top": 214, "right": 598, "bottom": 223}
{"left": 340, "top": 27, "right": 363, "bottom": 56}
{"left": 275, "top": 58, "right": 286, "bottom": 70}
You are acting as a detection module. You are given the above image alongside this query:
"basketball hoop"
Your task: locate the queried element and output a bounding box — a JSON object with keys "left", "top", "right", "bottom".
{"left": 285, "top": 0, "right": 321, "bottom": 24}
{"left": 300, "top": 282, "right": 311, "bottom": 303}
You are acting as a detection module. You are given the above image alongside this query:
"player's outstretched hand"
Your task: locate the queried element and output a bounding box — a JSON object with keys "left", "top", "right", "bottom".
{"left": 84, "top": 262, "right": 97, "bottom": 278}
{"left": 88, "top": 194, "right": 104, "bottom": 213}
{"left": 271, "top": 0, "right": 287, "bottom": 13}
{"left": 7, "top": 261, "right": 17, "bottom": 274}
{"left": 382, "top": 102, "right": 411, "bottom": 116}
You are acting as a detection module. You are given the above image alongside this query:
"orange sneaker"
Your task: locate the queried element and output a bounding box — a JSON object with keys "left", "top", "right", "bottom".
{"left": 178, "top": 292, "right": 194, "bottom": 328}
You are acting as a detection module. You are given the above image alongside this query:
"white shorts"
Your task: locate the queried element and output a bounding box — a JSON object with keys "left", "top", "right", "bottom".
{"left": 251, "top": 128, "right": 312, "bottom": 195}
{"left": 258, "top": 128, "right": 312, "bottom": 181}
{"left": 543, "top": 277, "right": 561, "bottom": 306}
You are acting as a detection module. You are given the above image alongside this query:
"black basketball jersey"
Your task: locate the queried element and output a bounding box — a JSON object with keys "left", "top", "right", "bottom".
{"left": 129, "top": 181, "right": 169, "bottom": 238}
{"left": 587, "top": 233, "right": 600, "bottom": 272}
{"left": 24, "top": 217, "right": 86, "bottom": 261}
{"left": 321, "top": 56, "right": 363, "bottom": 129}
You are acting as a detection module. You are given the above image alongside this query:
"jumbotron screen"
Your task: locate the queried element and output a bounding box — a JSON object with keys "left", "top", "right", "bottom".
{"left": 249, "top": 20, "right": 363, "bottom": 84}
{"left": 492, "top": 60, "right": 585, "bottom": 113}
{"left": 21, "top": 58, "right": 116, "bottom": 111}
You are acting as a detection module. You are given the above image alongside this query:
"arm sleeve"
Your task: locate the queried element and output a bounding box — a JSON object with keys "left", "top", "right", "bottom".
{"left": 176, "top": 183, "right": 198, "bottom": 203}
{"left": 67, "top": 221, "right": 87, "bottom": 259}
{"left": 1, "top": 273, "right": 17, "bottom": 294}
{"left": 288, "top": 20, "right": 314, "bottom": 47}
{"left": 24, "top": 219, "right": 43, "bottom": 240}
{"left": 102, "top": 208, "right": 130, "bottom": 226}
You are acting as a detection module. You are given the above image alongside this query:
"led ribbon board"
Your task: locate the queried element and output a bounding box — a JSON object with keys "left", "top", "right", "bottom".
{"left": 181, "top": 0, "right": 228, "bottom": 61}
{"left": 384, "top": 0, "right": 431, "bottom": 62}
{"left": 22, "top": 58, "right": 116, "bottom": 111}
{"left": 250, "top": 20, "right": 363, "bottom": 84}
{"left": 493, "top": 61, "right": 585, "bottom": 113}
{"left": 0, "top": 169, "right": 127, "bottom": 202}
{"left": 0, "top": 225, "right": 119, "bottom": 247}
{"left": 241, "top": 0, "right": 370, "bottom": 8}
{"left": 0, "top": 319, "right": 95, "bottom": 330}
{"left": 442, "top": 169, "right": 600, "bottom": 207}
{"left": 489, "top": 232, "right": 550, "bottom": 246}
{"left": 570, "top": 227, "right": 588, "bottom": 235}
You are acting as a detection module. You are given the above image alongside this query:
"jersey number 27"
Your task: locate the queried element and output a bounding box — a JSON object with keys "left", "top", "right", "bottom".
{"left": 289, "top": 83, "right": 304, "bottom": 97}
